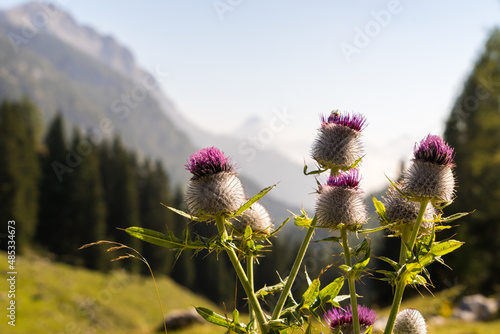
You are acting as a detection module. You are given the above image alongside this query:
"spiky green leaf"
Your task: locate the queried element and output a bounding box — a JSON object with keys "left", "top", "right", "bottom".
{"left": 300, "top": 279, "right": 320, "bottom": 310}
{"left": 195, "top": 307, "right": 247, "bottom": 334}
{"left": 234, "top": 184, "right": 277, "bottom": 217}
{"left": 125, "top": 227, "right": 206, "bottom": 250}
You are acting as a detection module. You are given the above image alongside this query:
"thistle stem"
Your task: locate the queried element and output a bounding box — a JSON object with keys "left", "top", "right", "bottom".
{"left": 215, "top": 216, "right": 267, "bottom": 332}
{"left": 247, "top": 255, "right": 255, "bottom": 332}
{"left": 341, "top": 225, "right": 360, "bottom": 334}
{"left": 384, "top": 198, "right": 429, "bottom": 334}
{"left": 271, "top": 215, "right": 318, "bottom": 320}
{"left": 407, "top": 198, "right": 430, "bottom": 255}
{"left": 398, "top": 225, "right": 412, "bottom": 265}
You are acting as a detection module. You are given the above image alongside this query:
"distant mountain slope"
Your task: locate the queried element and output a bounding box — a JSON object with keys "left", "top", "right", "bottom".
{"left": 0, "top": 16, "right": 193, "bottom": 183}
{"left": 2, "top": 1, "right": 320, "bottom": 210}
{"left": 0, "top": 2, "right": 301, "bottom": 225}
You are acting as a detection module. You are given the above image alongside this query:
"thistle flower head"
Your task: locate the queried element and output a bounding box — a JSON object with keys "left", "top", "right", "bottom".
{"left": 324, "top": 304, "right": 377, "bottom": 334}
{"left": 403, "top": 136, "right": 455, "bottom": 205}
{"left": 321, "top": 110, "right": 367, "bottom": 131}
{"left": 325, "top": 169, "right": 361, "bottom": 189}
{"left": 413, "top": 135, "right": 454, "bottom": 166}
{"left": 312, "top": 111, "right": 366, "bottom": 171}
{"left": 185, "top": 147, "right": 245, "bottom": 217}
{"left": 229, "top": 201, "right": 274, "bottom": 238}
{"left": 382, "top": 185, "right": 436, "bottom": 236}
{"left": 316, "top": 170, "right": 367, "bottom": 230}
{"left": 393, "top": 309, "right": 427, "bottom": 334}
{"left": 186, "top": 147, "right": 235, "bottom": 179}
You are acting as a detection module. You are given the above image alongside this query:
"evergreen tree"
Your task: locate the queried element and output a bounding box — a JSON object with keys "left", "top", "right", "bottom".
{"left": 137, "top": 160, "right": 175, "bottom": 275}
{"left": 0, "top": 98, "right": 41, "bottom": 253}
{"left": 65, "top": 130, "right": 107, "bottom": 270}
{"left": 170, "top": 187, "right": 197, "bottom": 288}
{"left": 443, "top": 28, "right": 500, "bottom": 293}
{"left": 36, "top": 113, "right": 71, "bottom": 254}
{"left": 99, "top": 137, "right": 142, "bottom": 273}
{"left": 190, "top": 221, "right": 235, "bottom": 305}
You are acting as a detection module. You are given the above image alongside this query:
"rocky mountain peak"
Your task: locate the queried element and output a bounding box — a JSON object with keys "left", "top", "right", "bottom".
{"left": 2, "top": 1, "right": 142, "bottom": 82}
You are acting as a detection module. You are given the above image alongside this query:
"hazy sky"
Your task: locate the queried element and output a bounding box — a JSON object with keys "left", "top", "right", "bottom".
{"left": 2, "top": 0, "right": 499, "bottom": 191}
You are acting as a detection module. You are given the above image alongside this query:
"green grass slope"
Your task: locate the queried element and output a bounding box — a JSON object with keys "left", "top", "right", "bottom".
{"left": 0, "top": 251, "right": 221, "bottom": 334}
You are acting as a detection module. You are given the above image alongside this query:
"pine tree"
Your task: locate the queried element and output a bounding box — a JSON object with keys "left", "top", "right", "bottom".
{"left": 443, "top": 28, "right": 500, "bottom": 293}
{"left": 99, "top": 137, "right": 142, "bottom": 273}
{"left": 65, "top": 130, "right": 107, "bottom": 270}
{"left": 170, "top": 187, "right": 197, "bottom": 288}
{"left": 137, "top": 160, "right": 175, "bottom": 275}
{"left": 36, "top": 113, "right": 71, "bottom": 254}
{"left": 0, "top": 98, "right": 41, "bottom": 253}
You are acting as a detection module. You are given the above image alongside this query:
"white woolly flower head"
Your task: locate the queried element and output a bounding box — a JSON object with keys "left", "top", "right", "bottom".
{"left": 229, "top": 201, "right": 274, "bottom": 238}
{"left": 311, "top": 111, "right": 366, "bottom": 171}
{"left": 382, "top": 185, "right": 436, "bottom": 236}
{"left": 316, "top": 169, "right": 367, "bottom": 230}
{"left": 185, "top": 147, "right": 245, "bottom": 217}
{"left": 403, "top": 135, "right": 455, "bottom": 206}
{"left": 393, "top": 309, "right": 427, "bottom": 334}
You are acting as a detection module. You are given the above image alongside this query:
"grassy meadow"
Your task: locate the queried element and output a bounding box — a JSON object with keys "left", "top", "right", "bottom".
{"left": 1, "top": 251, "right": 499, "bottom": 334}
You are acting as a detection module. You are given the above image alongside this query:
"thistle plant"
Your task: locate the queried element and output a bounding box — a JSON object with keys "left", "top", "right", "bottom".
{"left": 185, "top": 146, "right": 245, "bottom": 217}
{"left": 393, "top": 309, "right": 427, "bottom": 334}
{"left": 324, "top": 304, "right": 377, "bottom": 334}
{"left": 88, "top": 110, "right": 469, "bottom": 334}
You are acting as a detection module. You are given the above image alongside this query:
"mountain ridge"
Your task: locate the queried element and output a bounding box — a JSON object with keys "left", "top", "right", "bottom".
{"left": 0, "top": 1, "right": 306, "bottom": 221}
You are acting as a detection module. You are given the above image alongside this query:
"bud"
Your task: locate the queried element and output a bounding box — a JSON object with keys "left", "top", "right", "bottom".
{"left": 185, "top": 147, "right": 245, "bottom": 217}
{"left": 393, "top": 309, "right": 427, "bottom": 334}
{"left": 382, "top": 185, "right": 436, "bottom": 236}
{"left": 403, "top": 135, "right": 455, "bottom": 205}
{"left": 316, "top": 170, "right": 367, "bottom": 230}
{"left": 324, "top": 304, "right": 377, "bottom": 334}
{"left": 311, "top": 111, "right": 366, "bottom": 171}
{"left": 229, "top": 201, "right": 274, "bottom": 238}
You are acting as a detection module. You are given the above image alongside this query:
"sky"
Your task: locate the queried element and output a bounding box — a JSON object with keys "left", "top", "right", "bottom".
{"left": 2, "top": 0, "right": 499, "bottom": 192}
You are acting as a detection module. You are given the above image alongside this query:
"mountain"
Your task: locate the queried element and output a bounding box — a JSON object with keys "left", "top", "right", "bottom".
{"left": 0, "top": 3, "right": 193, "bottom": 183}
{"left": 0, "top": 1, "right": 303, "bottom": 224}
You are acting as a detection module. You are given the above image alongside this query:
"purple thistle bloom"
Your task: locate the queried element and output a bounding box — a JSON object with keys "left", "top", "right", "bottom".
{"left": 403, "top": 135, "right": 456, "bottom": 204}
{"left": 321, "top": 111, "right": 367, "bottom": 132}
{"left": 316, "top": 170, "right": 367, "bottom": 230}
{"left": 185, "top": 147, "right": 245, "bottom": 217}
{"left": 312, "top": 111, "right": 366, "bottom": 171}
{"left": 186, "top": 147, "right": 235, "bottom": 179}
{"left": 326, "top": 169, "right": 361, "bottom": 189}
{"left": 325, "top": 304, "right": 377, "bottom": 334}
{"left": 413, "top": 135, "right": 454, "bottom": 166}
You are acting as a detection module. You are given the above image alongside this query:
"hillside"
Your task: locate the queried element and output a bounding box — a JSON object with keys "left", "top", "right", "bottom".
{"left": 0, "top": 13, "right": 194, "bottom": 183}
{"left": 0, "top": 1, "right": 303, "bottom": 222}
{"left": 2, "top": 251, "right": 499, "bottom": 334}
{"left": 0, "top": 251, "right": 222, "bottom": 334}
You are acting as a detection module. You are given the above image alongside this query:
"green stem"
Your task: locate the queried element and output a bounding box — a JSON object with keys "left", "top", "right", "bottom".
{"left": 384, "top": 199, "right": 430, "bottom": 334}
{"left": 383, "top": 279, "right": 406, "bottom": 334}
{"left": 398, "top": 225, "right": 412, "bottom": 265}
{"left": 407, "top": 198, "right": 430, "bottom": 255}
{"left": 215, "top": 216, "right": 267, "bottom": 332}
{"left": 341, "top": 225, "right": 360, "bottom": 334}
{"left": 271, "top": 215, "right": 318, "bottom": 320}
{"left": 247, "top": 255, "right": 255, "bottom": 332}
